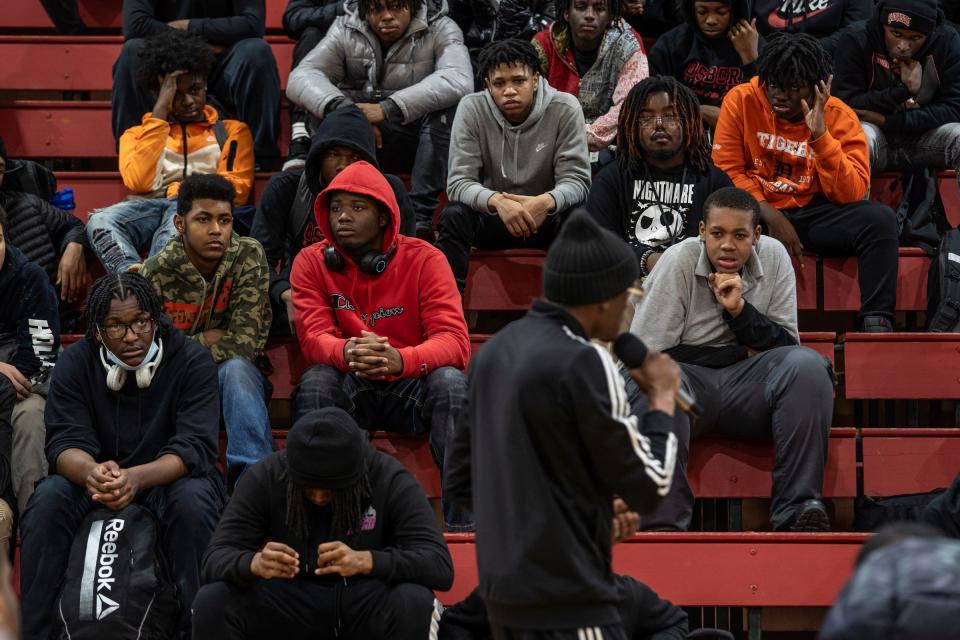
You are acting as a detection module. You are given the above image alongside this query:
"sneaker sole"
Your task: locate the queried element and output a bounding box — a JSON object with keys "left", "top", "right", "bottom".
{"left": 790, "top": 507, "right": 831, "bottom": 532}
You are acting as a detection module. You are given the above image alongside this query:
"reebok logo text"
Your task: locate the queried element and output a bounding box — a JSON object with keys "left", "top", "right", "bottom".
{"left": 79, "top": 518, "right": 125, "bottom": 621}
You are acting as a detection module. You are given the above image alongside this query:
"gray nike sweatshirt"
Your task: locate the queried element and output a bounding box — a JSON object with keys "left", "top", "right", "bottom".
{"left": 446, "top": 77, "right": 592, "bottom": 213}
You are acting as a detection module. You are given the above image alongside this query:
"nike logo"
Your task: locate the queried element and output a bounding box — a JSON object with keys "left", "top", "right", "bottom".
{"left": 767, "top": 6, "right": 831, "bottom": 29}
{"left": 536, "top": 143, "right": 547, "bottom": 153}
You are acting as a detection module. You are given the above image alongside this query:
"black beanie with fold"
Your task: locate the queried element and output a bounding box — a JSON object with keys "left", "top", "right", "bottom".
{"left": 286, "top": 408, "right": 368, "bottom": 490}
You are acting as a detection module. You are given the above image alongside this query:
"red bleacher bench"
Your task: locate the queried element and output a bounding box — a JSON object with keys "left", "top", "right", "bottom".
{"left": 860, "top": 428, "right": 960, "bottom": 496}
{"left": 844, "top": 332, "right": 960, "bottom": 399}
{"left": 823, "top": 248, "right": 931, "bottom": 312}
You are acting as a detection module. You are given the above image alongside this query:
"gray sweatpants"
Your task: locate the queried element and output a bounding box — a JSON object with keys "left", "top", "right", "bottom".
{"left": 625, "top": 346, "right": 835, "bottom": 531}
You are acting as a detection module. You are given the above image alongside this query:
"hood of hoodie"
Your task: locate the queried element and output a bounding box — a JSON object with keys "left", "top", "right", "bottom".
{"left": 342, "top": 0, "right": 444, "bottom": 34}
{"left": 314, "top": 161, "right": 400, "bottom": 262}
{"left": 869, "top": 0, "right": 946, "bottom": 59}
{"left": 304, "top": 105, "right": 381, "bottom": 197}
{"left": 683, "top": 0, "right": 753, "bottom": 39}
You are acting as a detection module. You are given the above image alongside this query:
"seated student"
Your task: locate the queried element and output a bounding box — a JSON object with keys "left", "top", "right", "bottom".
{"left": 251, "top": 106, "right": 416, "bottom": 335}
{"left": 290, "top": 161, "right": 471, "bottom": 529}
{"left": 287, "top": 0, "right": 473, "bottom": 238}
{"left": 140, "top": 174, "right": 273, "bottom": 486}
{"left": 587, "top": 76, "right": 733, "bottom": 274}
{"left": 751, "top": 0, "right": 872, "bottom": 56}
{"left": 281, "top": 0, "right": 347, "bottom": 171}
{"left": 629, "top": 187, "right": 834, "bottom": 532}
{"left": 833, "top": 0, "right": 960, "bottom": 193}
{"left": 649, "top": 0, "right": 765, "bottom": 128}
{"left": 0, "top": 139, "right": 86, "bottom": 304}
{"left": 87, "top": 29, "right": 255, "bottom": 274}
{"left": 19, "top": 273, "right": 224, "bottom": 639}
{"left": 112, "top": 0, "right": 280, "bottom": 167}
{"left": 0, "top": 206, "right": 59, "bottom": 544}
{"left": 436, "top": 39, "right": 592, "bottom": 292}
{"left": 532, "top": 0, "right": 650, "bottom": 151}
{"left": 194, "top": 408, "right": 454, "bottom": 638}
{"left": 712, "top": 33, "right": 900, "bottom": 332}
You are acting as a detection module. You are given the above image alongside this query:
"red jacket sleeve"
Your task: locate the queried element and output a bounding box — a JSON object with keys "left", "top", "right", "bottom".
{"left": 810, "top": 102, "right": 871, "bottom": 204}
{"left": 396, "top": 250, "right": 471, "bottom": 378}
{"left": 290, "top": 247, "right": 350, "bottom": 371}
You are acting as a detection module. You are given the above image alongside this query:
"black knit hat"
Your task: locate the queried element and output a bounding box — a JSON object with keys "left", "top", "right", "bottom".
{"left": 286, "top": 408, "right": 367, "bottom": 490}
{"left": 544, "top": 209, "right": 639, "bottom": 305}
{"left": 882, "top": 0, "right": 939, "bottom": 35}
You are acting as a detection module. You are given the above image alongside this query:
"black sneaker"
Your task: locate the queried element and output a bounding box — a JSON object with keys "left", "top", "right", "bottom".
{"left": 788, "top": 499, "right": 831, "bottom": 532}
{"left": 282, "top": 136, "right": 311, "bottom": 172}
{"left": 861, "top": 315, "right": 894, "bottom": 332}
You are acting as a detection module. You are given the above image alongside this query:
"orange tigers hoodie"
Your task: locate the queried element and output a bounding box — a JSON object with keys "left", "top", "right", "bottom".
{"left": 712, "top": 77, "right": 870, "bottom": 210}
{"left": 118, "top": 105, "right": 254, "bottom": 205}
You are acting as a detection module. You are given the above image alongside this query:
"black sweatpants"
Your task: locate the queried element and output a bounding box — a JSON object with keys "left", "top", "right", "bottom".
{"left": 439, "top": 576, "right": 688, "bottom": 640}
{"left": 39, "top": 0, "right": 87, "bottom": 34}
{"left": 192, "top": 577, "right": 441, "bottom": 639}
{"left": 111, "top": 37, "right": 282, "bottom": 163}
{"left": 785, "top": 198, "right": 899, "bottom": 322}
{"left": 627, "top": 346, "right": 835, "bottom": 531}
{"left": 436, "top": 202, "right": 567, "bottom": 293}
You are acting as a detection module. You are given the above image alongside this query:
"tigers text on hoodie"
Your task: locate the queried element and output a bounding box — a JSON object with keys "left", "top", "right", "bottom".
{"left": 290, "top": 161, "right": 470, "bottom": 378}
{"left": 712, "top": 77, "right": 871, "bottom": 210}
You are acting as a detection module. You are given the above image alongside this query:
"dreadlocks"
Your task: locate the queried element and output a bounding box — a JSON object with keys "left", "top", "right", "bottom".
{"left": 553, "top": 0, "right": 622, "bottom": 33}
{"left": 285, "top": 474, "right": 373, "bottom": 545}
{"left": 477, "top": 38, "right": 541, "bottom": 81}
{"left": 616, "top": 75, "right": 711, "bottom": 174}
{"left": 83, "top": 273, "right": 164, "bottom": 339}
{"left": 358, "top": 0, "right": 424, "bottom": 19}
{"left": 757, "top": 32, "right": 832, "bottom": 89}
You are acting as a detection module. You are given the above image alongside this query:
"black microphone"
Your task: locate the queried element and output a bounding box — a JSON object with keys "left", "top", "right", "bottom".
{"left": 612, "top": 333, "right": 702, "bottom": 418}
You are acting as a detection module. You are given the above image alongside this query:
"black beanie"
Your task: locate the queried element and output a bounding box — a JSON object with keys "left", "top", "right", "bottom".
{"left": 286, "top": 408, "right": 367, "bottom": 490}
{"left": 882, "top": 0, "right": 939, "bottom": 35}
{"left": 544, "top": 209, "right": 639, "bottom": 306}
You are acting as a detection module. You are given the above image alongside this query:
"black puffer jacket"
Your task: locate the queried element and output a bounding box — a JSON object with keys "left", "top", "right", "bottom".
{"left": 494, "top": 0, "right": 554, "bottom": 41}
{"left": 0, "top": 190, "right": 85, "bottom": 284}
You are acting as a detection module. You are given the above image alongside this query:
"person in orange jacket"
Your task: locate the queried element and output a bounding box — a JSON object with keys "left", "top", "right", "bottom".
{"left": 712, "top": 32, "right": 899, "bottom": 332}
{"left": 86, "top": 29, "right": 254, "bottom": 274}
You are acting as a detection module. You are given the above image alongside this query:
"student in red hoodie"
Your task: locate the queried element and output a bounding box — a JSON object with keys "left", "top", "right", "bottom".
{"left": 712, "top": 32, "right": 900, "bottom": 332}
{"left": 290, "top": 161, "right": 472, "bottom": 530}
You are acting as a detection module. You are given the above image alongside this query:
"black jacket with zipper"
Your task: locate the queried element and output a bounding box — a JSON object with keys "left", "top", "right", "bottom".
{"left": 0, "top": 190, "right": 85, "bottom": 285}
{"left": 445, "top": 300, "right": 678, "bottom": 629}
{"left": 201, "top": 447, "right": 454, "bottom": 589}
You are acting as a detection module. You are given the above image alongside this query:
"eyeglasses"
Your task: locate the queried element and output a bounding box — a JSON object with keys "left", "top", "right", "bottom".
{"left": 99, "top": 318, "right": 154, "bottom": 340}
{"left": 638, "top": 115, "right": 681, "bottom": 129}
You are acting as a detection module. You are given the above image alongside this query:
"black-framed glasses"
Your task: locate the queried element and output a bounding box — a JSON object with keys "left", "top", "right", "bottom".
{"left": 99, "top": 318, "right": 154, "bottom": 340}
{"left": 638, "top": 115, "right": 681, "bottom": 129}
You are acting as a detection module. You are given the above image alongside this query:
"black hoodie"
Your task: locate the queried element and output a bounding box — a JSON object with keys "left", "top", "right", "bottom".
{"left": 123, "top": 0, "right": 265, "bottom": 43}
{"left": 0, "top": 243, "right": 60, "bottom": 381}
{"left": 833, "top": 0, "right": 960, "bottom": 134}
{"left": 201, "top": 448, "right": 454, "bottom": 590}
{"left": 650, "top": 0, "right": 766, "bottom": 107}
{"left": 250, "top": 106, "right": 416, "bottom": 309}
{"left": 44, "top": 323, "right": 220, "bottom": 478}
{"left": 751, "top": 0, "right": 872, "bottom": 54}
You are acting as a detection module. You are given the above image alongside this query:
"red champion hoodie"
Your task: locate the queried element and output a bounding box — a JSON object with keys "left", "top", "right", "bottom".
{"left": 290, "top": 161, "right": 470, "bottom": 377}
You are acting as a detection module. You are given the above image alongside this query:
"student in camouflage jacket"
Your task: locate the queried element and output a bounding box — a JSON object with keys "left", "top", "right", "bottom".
{"left": 141, "top": 174, "right": 274, "bottom": 486}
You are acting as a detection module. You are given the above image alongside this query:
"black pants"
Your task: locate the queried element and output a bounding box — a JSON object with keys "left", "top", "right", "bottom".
{"left": 440, "top": 576, "right": 688, "bottom": 640}
{"left": 0, "top": 380, "right": 14, "bottom": 512}
{"left": 627, "top": 347, "right": 835, "bottom": 531}
{"left": 192, "top": 577, "right": 440, "bottom": 639}
{"left": 436, "top": 202, "right": 567, "bottom": 293}
{"left": 785, "top": 199, "right": 899, "bottom": 322}
{"left": 290, "top": 26, "right": 325, "bottom": 130}
{"left": 19, "top": 473, "right": 225, "bottom": 640}
{"left": 39, "top": 0, "right": 87, "bottom": 34}
{"left": 111, "top": 37, "right": 281, "bottom": 162}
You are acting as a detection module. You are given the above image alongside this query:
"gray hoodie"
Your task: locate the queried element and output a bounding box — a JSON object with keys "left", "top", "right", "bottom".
{"left": 631, "top": 236, "right": 799, "bottom": 353}
{"left": 446, "top": 78, "right": 592, "bottom": 213}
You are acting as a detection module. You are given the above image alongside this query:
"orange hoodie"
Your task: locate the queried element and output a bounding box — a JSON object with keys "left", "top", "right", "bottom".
{"left": 118, "top": 105, "right": 254, "bottom": 205}
{"left": 712, "top": 77, "right": 870, "bottom": 210}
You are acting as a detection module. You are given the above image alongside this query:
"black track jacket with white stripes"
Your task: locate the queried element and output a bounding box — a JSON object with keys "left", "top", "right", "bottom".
{"left": 445, "top": 299, "right": 678, "bottom": 630}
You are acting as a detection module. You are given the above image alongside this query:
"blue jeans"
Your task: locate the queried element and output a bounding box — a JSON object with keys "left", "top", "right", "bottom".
{"left": 86, "top": 198, "right": 178, "bottom": 272}
{"left": 293, "top": 364, "right": 472, "bottom": 531}
{"left": 219, "top": 358, "right": 275, "bottom": 485}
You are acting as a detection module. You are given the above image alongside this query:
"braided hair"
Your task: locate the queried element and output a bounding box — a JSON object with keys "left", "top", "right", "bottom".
{"left": 83, "top": 273, "right": 164, "bottom": 340}
{"left": 757, "top": 32, "right": 832, "bottom": 90}
{"left": 285, "top": 473, "right": 373, "bottom": 545}
{"left": 477, "top": 38, "right": 541, "bottom": 80}
{"left": 616, "top": 75, "right": 711, "bottom": 174}
{"left": 553, "top": 0, "right": 622, "bottom": 33}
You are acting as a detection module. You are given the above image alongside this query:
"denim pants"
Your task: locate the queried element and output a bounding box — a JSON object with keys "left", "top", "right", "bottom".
{"left": 862, "top": 122, "right": 960, "bottom": 190}
{"left": 85, "top": 198, "right": 178, "bottom": 273}
{"left": 293, "top": 364, "right": 471, "bottom": 530}
{"left": 219, "top": 358, "right": 275, "bottom": 485}
{"left": 20, "top": 473, "right": 225, "bottom": 640}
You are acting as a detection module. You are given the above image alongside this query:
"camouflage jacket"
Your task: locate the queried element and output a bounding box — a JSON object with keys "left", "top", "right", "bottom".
{"left": 141, "top": 233, "right": 271, "bottom": 363}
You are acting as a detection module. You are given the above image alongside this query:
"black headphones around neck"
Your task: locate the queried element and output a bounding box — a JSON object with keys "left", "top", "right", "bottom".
{"left": 324, "top": 243, "right": 396, "bottom": 275}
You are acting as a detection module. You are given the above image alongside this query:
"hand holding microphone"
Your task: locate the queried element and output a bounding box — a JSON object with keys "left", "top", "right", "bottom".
{"left": 613, "top": 334, "right": 702, "bottom": 418}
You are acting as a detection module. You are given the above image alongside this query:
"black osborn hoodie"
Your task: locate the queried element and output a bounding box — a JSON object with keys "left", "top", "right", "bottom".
{"left": 833, "top": 0, "right": 960, "bottom": 134}
{"left": 445, "top": 300, "right": 678, "bottom": 629}
{"left": 650, "top": 0, "right": 766, "bottom": 107}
